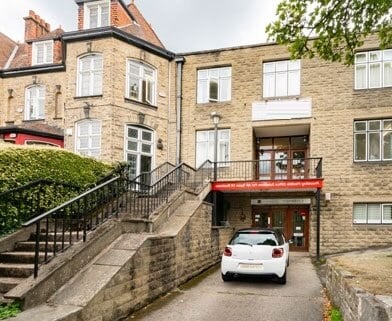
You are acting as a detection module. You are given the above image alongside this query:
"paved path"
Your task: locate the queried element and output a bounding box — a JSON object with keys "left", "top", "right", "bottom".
{"left": 126, "top": 253, "right": 324, "bottom": 321}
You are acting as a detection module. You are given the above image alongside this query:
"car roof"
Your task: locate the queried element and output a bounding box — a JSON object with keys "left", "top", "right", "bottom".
{"left": 235, "top": 228, "right": 279, "bottom": 234}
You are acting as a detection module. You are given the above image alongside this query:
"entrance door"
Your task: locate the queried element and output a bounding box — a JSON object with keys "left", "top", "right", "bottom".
{"left": 252, "top": 206, "right": 309, "bottom": 251}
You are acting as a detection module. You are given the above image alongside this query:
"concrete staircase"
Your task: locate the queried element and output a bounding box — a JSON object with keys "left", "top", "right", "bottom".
{"left": 0, "top": 231, "right": 78, "bottom": 301}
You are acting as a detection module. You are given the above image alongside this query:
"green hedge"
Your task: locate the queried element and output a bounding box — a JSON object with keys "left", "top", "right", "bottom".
{"left": 0, "top": 144, "right": 113, "bottom": 192}
{"left": 0, "top": 144, "right": 115, "bottom": 235}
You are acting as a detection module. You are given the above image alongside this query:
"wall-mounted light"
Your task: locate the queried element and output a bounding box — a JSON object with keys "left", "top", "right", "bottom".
{"left": 157, "top": 138, "right": 163, "bottom": 150}
{"left": 138, "top": 112, "right": 145, "bottom": 124}
{"left": 7, "top": 89, "right": 13, "bottom": 98}
{"left": 303, "top": 135, "right": 309, "bottom": 143}
{"left": 325, "top": 192, "right": 331, "bottom": 202}
{"left": 83, "top": 102, "right": 91, "bottom": 119}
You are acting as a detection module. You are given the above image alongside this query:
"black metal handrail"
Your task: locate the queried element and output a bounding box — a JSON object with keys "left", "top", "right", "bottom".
{"left": 214, "top": 158, "right": 323, "bottom": 181}
{"left": 0, "top": 180, "right": 83, "bottom": 235}
{"left": 21, "top": 161, "right": 213, "bottom": 278}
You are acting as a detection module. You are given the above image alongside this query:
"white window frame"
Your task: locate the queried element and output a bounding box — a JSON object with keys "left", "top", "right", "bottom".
{"left": 197, "top": 67, "right": 231, "bottom": 104}
{"left": 353, "top": 119, "right": 392, "bottom": 162}
{"left": 354, "top": 203, "right": 392, "bottom": 224}
{"left": 75, "top": 119, "right": 101, "bottom": 159}
{"left": 124, "top": 125, "right": 155, "bottom": 181}
{"left": 32, "top": 40, "right": 53, "bottom": 65}
{"left": 263, "top": 60, "right": 301, "bottom": 98}
{"left": 25, "top": 85, "right": 45, "bottom": 120}
{"left": 77, "top": 54, "right": 103, "bottom": 97}
{"left": 195, "top": 129, "right": 230, "bottom": 168}
{"left": 354, "top": 49, "right": 392, "bottom": 89}
{"left": 84, "top": 0, "right": 110, "bottom": 29}
{"left": 126, "top": 60, "right": 157, "bottom": 105}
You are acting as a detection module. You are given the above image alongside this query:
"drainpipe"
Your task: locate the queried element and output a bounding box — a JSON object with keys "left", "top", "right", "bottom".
{"left": 175, "top": 56, "right": 185, "bottom": 165}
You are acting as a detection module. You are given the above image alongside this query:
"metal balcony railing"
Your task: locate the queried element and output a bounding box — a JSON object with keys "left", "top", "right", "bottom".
{"left": 214, "top": 158, "right": 322, "bottom": 181}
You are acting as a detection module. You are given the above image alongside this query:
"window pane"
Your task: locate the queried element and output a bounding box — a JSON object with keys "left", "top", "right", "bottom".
{"left": 141, "top": 143, "right": 152, "bottom": 154}
{"left": 288, "top": 60, "right": 300, "bottom": 70}
{"left": 367, "top": 204, "right": 381, "bottom": 223}
{"left": 354, "top": 121, "right": 366, "bottom": 131}
{"left": 263, "top": 73, "right": 275, "bottom": 97}
{"left": 197, "top": 79, "right": 208, "bottom": 103}
{"left": 354, "top": 133, "right": 366, "bottom": 161}
{"left": 209, "top": 79, "right": 218, "bottom": 101}
{"left": 369, "top": 120, "right": 380, "bottom": 131}
{"left": 384, "top": 61, "right": 392, "bottom": 87}
{"left": 369, "top": 63, "right": 381, "bottom": 88}
{"left": 383, "top": 132, "right": 392, "bottom": 159}
{"left": 275, "top": 61, "right": 287, "bottom": 72}
{"left": 275, "top": 72, "right": 287, "bottom": 96}
{"left": 263, "top": 62, "right": 275, "bottom": 73}
{"left": 220, "top": 77, "right": 231, "bottom": 101}
{"left": 368, "top": 132, "right": 380, "bottom": 160}
{"left": 142, "top": 131, "right": 152, "bottom": 142}
{"left": 384, "top": 50, "right": 392, "bottom": 60}
{"left": 382, "top": 205, "right": 392, "bottom": 223}
{"left": 355, "top": 53, "right": 367, "bottom": 63}
{"left": 128, "top": 128, "right": 138, "bottom": 139}
{"left": 287, "top": 70, "right": 300, "bottom": 95}
{"left": 355, "top": 65, "right": 367, "bottom": 89}
{"left": 369, "top": 51, "right": 381, "bottom": 61}
{"left": 127, "top": 141, "right": 138, "bottom": 151}
{"left": 353, "top": 204, "right": 367, "bottom": 224}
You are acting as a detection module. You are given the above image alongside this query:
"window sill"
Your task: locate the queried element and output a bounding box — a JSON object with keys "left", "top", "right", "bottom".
{"left": 262, "top": 95, "right": 301, "bottom": 101}
{"left": 124, "top": 97, "right": 158, "bottom": 110}
{"left": 353, "top": 160, "right": 392, "bottom": 165}
{"left": 353, "top": 87, "right": 392, "bottom": 94}
{"left": 23, "top": 119, "right": 45, "bottom": 122}
{"left": 74, "top": 95, "right": 103, "bottom": 100}
{"left": 196, "top": 101, "right": 232, "bottom": 107}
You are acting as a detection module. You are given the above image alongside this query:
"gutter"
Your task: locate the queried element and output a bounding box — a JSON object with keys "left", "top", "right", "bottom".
{"left": 175, "top": 56, "right": 185, "bottom": 165}
{"left": 62, "top": 27, "right": 175, "bottom": 60}
{"left": 0, "top": 64, "right": 65, "bottom": 78}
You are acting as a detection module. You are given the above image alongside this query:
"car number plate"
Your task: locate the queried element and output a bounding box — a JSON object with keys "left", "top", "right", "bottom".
{"left": 238, "top": 263, "right": 263, "bottom": 270}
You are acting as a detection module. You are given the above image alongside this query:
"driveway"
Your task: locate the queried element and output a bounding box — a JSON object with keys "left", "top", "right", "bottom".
{"left": 126, "top": 253, "right": 324, "bottom": 321}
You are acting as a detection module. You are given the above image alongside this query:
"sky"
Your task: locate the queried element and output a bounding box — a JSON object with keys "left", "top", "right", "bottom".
{"left": 0, "top": 0, "right": 280, "bottom": 53}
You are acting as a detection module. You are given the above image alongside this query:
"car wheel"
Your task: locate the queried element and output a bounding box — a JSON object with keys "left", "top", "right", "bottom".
{"left": 277, "top": 271, "right": 287, "bottom": 285}
{"left": 221, "top": 272, "right": 233, "bottom": 282}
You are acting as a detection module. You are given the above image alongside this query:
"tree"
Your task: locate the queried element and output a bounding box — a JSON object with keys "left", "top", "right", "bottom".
{"left": 266, "top": 0, "right": 392, "bottom": 65}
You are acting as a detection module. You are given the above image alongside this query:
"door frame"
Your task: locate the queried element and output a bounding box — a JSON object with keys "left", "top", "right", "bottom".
{"left": 251, "top": 205, "right": 309, "bottom": 252}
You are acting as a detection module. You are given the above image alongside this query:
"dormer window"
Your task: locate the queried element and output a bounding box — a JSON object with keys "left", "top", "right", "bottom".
{"left": 84, "top": 0, "right": 110, "bottom": 29}
{"left": 32, "top": 40, "right": 53, "bottom": 65}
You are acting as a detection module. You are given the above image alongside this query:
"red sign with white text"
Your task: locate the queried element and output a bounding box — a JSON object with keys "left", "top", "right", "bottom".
{"left": 211, "top": 179, "right": 323, "bottom": 192}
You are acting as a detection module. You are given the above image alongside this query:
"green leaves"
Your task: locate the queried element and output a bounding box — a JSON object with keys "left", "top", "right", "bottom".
{"left": 267, "top": 0, "right": 392, "bottom": 65}
{"left": 0, "top": 302, "right": 22, "bottom": 319}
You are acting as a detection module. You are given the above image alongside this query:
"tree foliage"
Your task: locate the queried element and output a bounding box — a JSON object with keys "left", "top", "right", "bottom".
{"left": 266, "top": 0, "right": 392, "bottom": 65}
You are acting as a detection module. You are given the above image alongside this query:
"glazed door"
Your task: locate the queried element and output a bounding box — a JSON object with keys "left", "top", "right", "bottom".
{"left": 287, "top": 207, "right": 309, "bottom": 251}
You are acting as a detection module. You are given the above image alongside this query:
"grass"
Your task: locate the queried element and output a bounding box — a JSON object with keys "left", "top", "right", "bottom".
{"left": 0, "top": 302, "right": 22, "bottom": 320}
{"left": 330, "top": 307, "right": 343, "bottom": 321}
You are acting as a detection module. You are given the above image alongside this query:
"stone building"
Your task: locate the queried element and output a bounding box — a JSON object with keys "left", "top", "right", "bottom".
{"left": 0, "top": 0, "right": 391, "bottom": 255}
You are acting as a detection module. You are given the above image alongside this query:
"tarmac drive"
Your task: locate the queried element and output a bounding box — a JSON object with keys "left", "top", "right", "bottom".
{"left": 126, "top": 253, "right": 324, "bottom": 321}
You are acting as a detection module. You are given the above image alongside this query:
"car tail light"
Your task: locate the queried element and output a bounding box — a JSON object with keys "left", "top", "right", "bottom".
{"left": 223, "top": 246, "right": 232, "bottom": 257}
{"left": 272, "top": 248, "right": 284, "bottom": 258}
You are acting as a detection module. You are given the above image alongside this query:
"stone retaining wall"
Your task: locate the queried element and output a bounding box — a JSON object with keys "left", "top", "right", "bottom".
{"left": 326, "top": 262, "right": 392, "bottom": 321}
{"left": 81, "top": 202, "right": 234, "bottom": 321}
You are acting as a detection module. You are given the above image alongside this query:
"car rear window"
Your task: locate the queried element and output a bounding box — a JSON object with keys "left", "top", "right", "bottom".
{"left": 230, "top": 231, "right": 279, "bottom": 246}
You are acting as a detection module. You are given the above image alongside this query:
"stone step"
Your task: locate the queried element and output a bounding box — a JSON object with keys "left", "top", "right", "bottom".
{"left": 0, "top": 252, "right": 50, "bottom": 264}
{"left": 14, "top": 241, "right": 66, "bottom": 252}
{"left": 29, "top": 231, "right": 82, "bottom": 243}
{"left": 0, "top": 263, "right": 34, "bottom": 278}
{"left": 0, "top": 277, "right": 24, "bottom": 293}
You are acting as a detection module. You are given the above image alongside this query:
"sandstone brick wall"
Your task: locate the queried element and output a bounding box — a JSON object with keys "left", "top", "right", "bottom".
{"left": 0, "top": 72, "right": 66, "bottom": 128}
{"left": 178, "top": 39, "right": 392, "bottom": 256}
{"left": 81, "top": 203, "right": 232, "bottom": 321}
{"left": 63, "top": 37, "right": 174, "bottom": 164}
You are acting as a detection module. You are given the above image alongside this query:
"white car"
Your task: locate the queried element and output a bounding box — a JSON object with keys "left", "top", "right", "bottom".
{"left": 221, "top": 228, "right": 289, "bottom": 284}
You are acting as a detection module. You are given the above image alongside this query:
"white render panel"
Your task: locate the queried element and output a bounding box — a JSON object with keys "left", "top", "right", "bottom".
{"left": 252, "top": 98, "right": 312, "bottom": 121}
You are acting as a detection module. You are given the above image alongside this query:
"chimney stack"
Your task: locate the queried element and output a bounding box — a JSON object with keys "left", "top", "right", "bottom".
{"left": 23, "top": 10, "right": 51, "bottom": 42}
